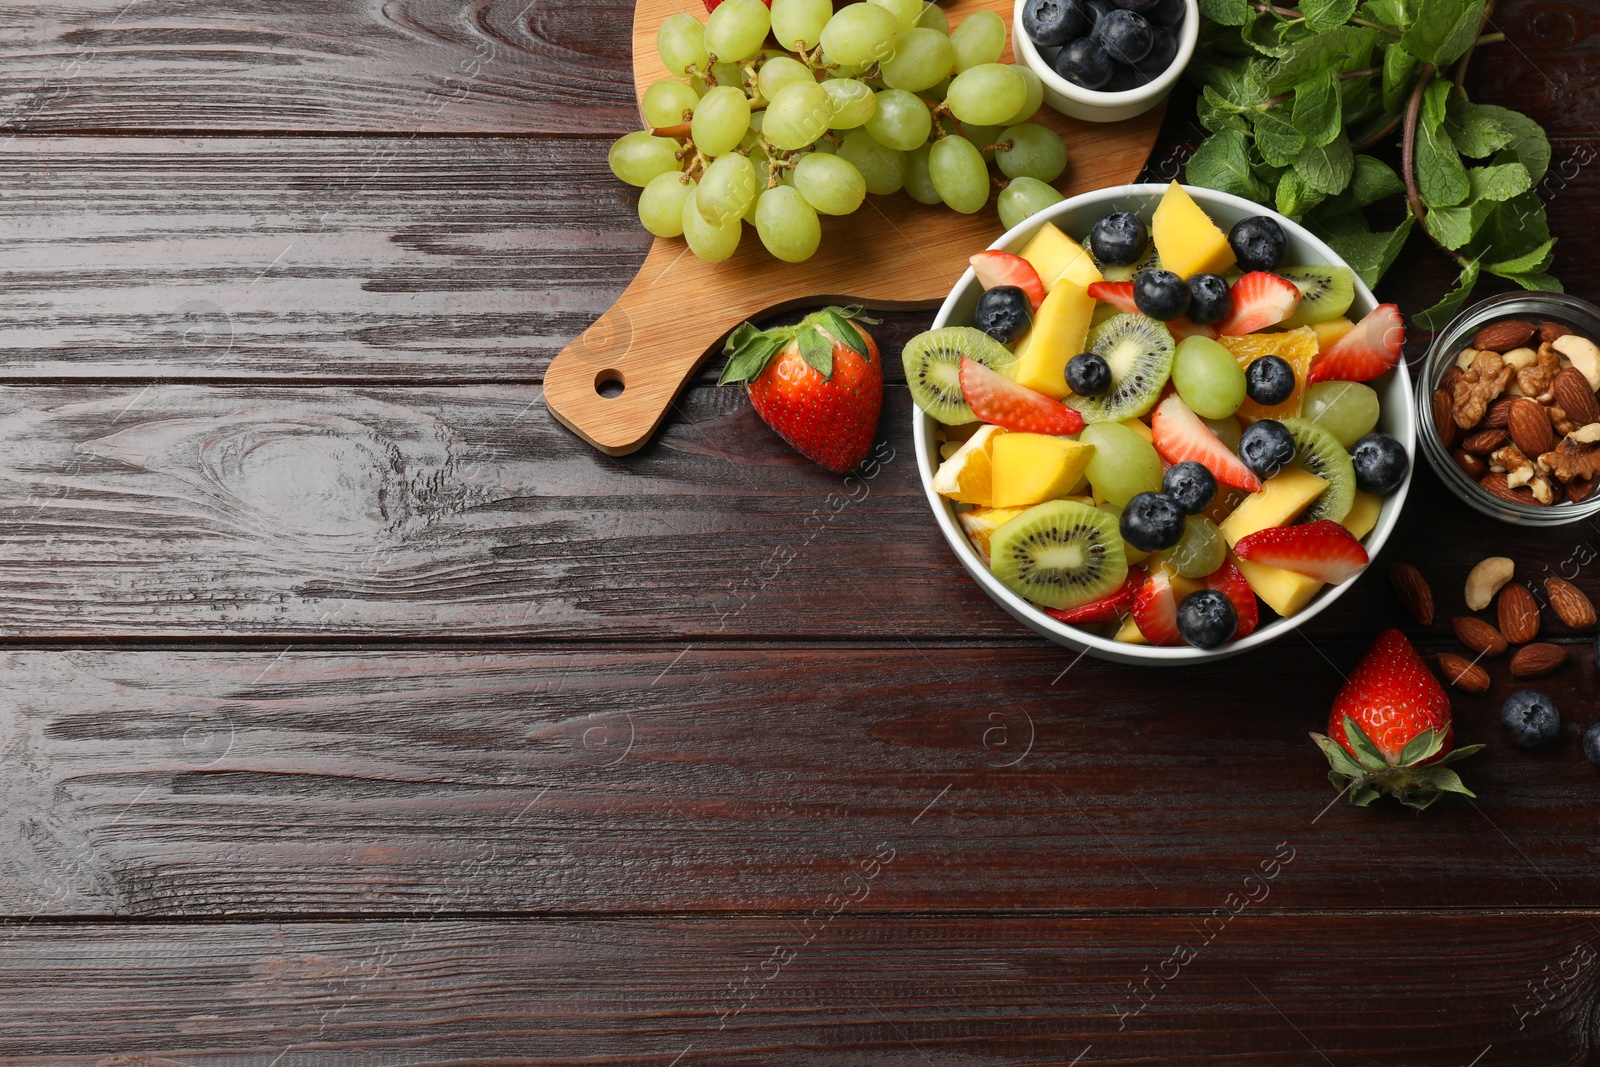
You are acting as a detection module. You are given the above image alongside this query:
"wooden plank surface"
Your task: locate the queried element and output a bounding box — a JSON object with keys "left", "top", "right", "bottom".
{"left": 1, "top": 646, "right": 1594, "bottom": 917}
{"left": 0, "top": 916, "right": 1593, "bottom": 1064}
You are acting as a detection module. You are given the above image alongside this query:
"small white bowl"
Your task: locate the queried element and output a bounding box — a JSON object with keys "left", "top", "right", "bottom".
{"left": 913, "top": 183, "right": 1417, "bottom": 666}
{"left": 1012, "top": 0, "right": 1200, "bottom": 122}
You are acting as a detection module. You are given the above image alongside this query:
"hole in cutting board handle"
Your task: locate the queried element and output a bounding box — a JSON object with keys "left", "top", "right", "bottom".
{"left": 595, "top": 369, "right": 626, "bottom": 399}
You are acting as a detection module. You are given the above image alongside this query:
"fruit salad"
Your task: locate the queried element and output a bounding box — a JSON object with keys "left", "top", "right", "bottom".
{"left": 908, "top": 182, "right": 1410, "bottom": 650}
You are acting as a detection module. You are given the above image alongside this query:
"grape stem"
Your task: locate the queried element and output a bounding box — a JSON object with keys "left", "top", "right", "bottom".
{"left": 977, "top": 141, "right": 1013, "bottom": 154}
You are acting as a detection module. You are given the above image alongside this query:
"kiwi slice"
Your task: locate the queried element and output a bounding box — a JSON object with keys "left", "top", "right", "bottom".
{"left": 990, "top": 499, "right": 1129, "bottom": 611}
{"left": 1281, "top": 417, "right": 1356, "bottom": 523}
{"left": 903, "top": 326, "right": 1017, "bottom": 425}
{"left": 1067, "top": 313, "right": 1175, "bottom": 424}
{"left": 1279, "top": 265, "right": 1355, "bottom": 327}
{"left": 1082, "top": 234, "right": 1160, "bottom": 283}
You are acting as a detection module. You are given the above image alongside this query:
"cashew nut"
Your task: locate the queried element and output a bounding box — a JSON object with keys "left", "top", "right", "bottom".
{"left": 1503, "top": 346, "right": 1538, "bottom": 371}
{"left": 1456, "top": 347, "right": 1481, "bottom": 372}
{"left": 1465, "top": 556, "right": 1515, "bottom": 611}
{"left": 1551, "top": 334, "right": 1600, "bottom": 391}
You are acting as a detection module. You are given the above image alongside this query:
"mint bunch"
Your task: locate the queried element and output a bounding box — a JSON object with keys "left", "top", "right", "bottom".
{"left": 1185, "top": 0, "right": 1556, "bottom": 330}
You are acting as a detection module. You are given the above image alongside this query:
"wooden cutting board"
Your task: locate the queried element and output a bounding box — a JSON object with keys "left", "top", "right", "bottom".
{"left": 544, "top": 0, "right": 1165, "bottom": 455}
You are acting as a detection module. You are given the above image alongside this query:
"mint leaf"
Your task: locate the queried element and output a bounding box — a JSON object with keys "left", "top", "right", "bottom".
{"left": 1446, "top": 96, "right": 1514, "bottom": 158}
{"left": 1301, "top": 0, "right": 1358, "bottom": 31}
{"left": 1421, "top": 77, "right": 1451, "bottom": 132}
{"left": 1351, "top": 155, "right": 1404, "bottom": 204}
{"left": 1267, "top": 26, "right": 1377, "bottom": 91}
{"left": 1275, "top": 168, "right": 1328, "bottom": 218}
{"left": 1416, "top": 119, "right": 1470, "bottom": 207}
{"left": 1200, "top": 0, "right": 1251, "bottom": 26}
{"left": 1324, "top": 215, "right": 1415, "bottom": 288}
{"left": 1199, "top": 88, "right": 1250, "bottom": 133}
{"left": 1476, "top": 104, "right": 1551, "bottom": 181}
{"left": 1469, "top": 191, "right": 1552, "bottom": 263}
{"left": 1359, "top": 0, "right": 1408, "bottom": 28}
{"left": 1185, "top": 130, "right": 1271, "bottom": 201}
{"left": 1401, "top": 0, "right": 1484, "bottom": 66}
{"left": 1467, "top": 162, "right": 1532, "bottom": 202}
{"left": 1487, "top": 237, "right": 1556, "bottom": 277}
{"left": 1414, "top": 259, "right": 1482, "bottom": 332}
{"left": 1254, "top": 108, "right": 1306, "bottom": 167}
{"left": 796, "top": 326, "right": 834, "bottom": 378}
{"left": 1291, "top": 70, "right": 1343, "bottom": 148}
{"left": 1243, "top": 12, "right": 1312, "bottom": 58}
{"left": 1426, "top": 199, "right": 1495, "bottom": 250}
{"left": 1499, "top": 271, "right": 1562, "bottom": 292}
{"left": 1381, "top": 42, "right": 1420, "bottom": 112}
{"left": 1188, "top": 53, "right": 1267, "bottom": 108}
{"left": 1293, "top": 131, "right": 1354, "bottom": 194}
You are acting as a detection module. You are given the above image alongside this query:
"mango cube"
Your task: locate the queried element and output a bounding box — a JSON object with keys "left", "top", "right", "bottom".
{"left": 1312, "top": 317, "right": 1355, "bottom": 351}
{"left": 932, "top": 424, "right": 1005, "bottom": 506}
{"left": 990, "top": 433, "right": 1096, "bottom": 508}
{"left": 1341, "top": 491, "right": 1382, "bottom": 541}
{"left": 1220, "top": 467, "right": 1328, "bottom": 547}
{"left": 1019, "top": 223, "right": 1103, "bottom": 291}
{"left": 958, "top": 505, "right": 1030, "bottom": 564}
{"left": 1152, "top": 181, "right": 1236, "bottom": 280}
{"left": 1121, "top": 417, "right": 1154, "bottom": 444}
{"left": 1013, "top": 280, "right": 1095, "bottom": 398}
{"left": 1115, "top": 614, "right": 1149, "bottom": 643}
{"left": 1234, "top": 555, "right": 1324, "bottom": 618}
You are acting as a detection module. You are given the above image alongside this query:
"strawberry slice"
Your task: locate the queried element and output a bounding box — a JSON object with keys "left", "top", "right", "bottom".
{"left": 1087, "top": 280, "right": 1138, "bottom": 315}
{"left": 1306, "top": 304, "right": 1405, "bottom": 384}
{"left": 1205, "top": 559, "right": 1259, "bottom": 640}
{"left": 1131, "top": 568, "right": 1183, "bottom": 645}
{"left": 970, "top": 251, "right": 1046, "bottom": 310}
{"left": 1150, "top": 395, "right": 1263, "bottom": 492}
{"left": 1217, "top": 272, "right": 1301, "bottom": 335}
{"left": 1233, "top": 519, "right": 1371, "bottom": 583}
{"left": 959, "top": 357, "right": 1084, "bottom": 434}
{"left": 1046, "top": 566, "right": 1144, "bottom": 625}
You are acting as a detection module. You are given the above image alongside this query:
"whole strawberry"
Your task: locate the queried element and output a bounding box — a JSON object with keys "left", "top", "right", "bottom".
{"left": 718, "top": 307, "right": 882, "bottom": 474}
{"left": 1310, "top": 628, "right": 1482, "bottom": 811}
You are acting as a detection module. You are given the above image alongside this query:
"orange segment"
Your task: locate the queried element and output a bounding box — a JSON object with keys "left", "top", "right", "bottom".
{"left": 1218, "top": 326, "right": 1319, "bottom": 423}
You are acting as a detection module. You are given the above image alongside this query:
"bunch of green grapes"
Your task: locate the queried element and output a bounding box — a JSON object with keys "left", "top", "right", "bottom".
{"left": 608, "top": 0, "right": 1073, "bottom": 265}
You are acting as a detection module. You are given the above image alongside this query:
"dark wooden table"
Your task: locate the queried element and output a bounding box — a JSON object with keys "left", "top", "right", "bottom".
{"left": 1, "top": 1, "right": 1598, "bottom": 1063}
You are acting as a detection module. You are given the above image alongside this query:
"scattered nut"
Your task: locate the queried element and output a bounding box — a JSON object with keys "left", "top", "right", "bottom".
{"left": 1437, "top": 652, "right": 1491, "bottom": 693}
{"left": 1498, "top": 583, "right": 1541, "bottom": 644}
{"left": 1545, "top": 576, "right": 1597, "bottom": 629}
{"left": 1453, "top": 449, "right": 1487, "bottom": 478}
{"left": 1389, "top": 562, "right": 1434, "bottom": 625}
{"left": 1539, "top": 321, "right": 1573, "bottom": 345}
{"left": 1552, "top": 334, "right": 1600, "bottom": 390}
{"left": 1465, "top": 557, "right": 1516, "bottom": 611}
{"left": 1453, "top": 615, "right": 1509, "bottom": 656}
{"left": 1473, "top": 319, "right": 1537, "bottom": 353}
{"left": 1553, "top": 367, "right": 1600, "bottom": 425}
{"left": 1462, "top": 427, "right": 1510, "bottom": 456}
{"left": 1510, "top": 642, "right": 1567, "bottom": 677}
{"left": 1509, "top": 398, "right": 1556, "bottom": 458}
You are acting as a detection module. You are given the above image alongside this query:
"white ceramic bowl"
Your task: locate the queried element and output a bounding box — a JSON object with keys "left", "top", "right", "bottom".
{"left": 1012, "top": 0, "right": 1200, "bottom": 122}
{"left": 913, "top": 183, "right": 1417, "bottom": 665}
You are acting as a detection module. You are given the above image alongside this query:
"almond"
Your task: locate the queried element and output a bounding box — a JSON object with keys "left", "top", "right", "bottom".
{"left": 1552, "top": 367, "right": 1600, "bottom": 425}
{"left": 1497, "top": 583, "right": 1541, "bottom": 644}
{"left": 1388, "top": 562, "right": 1434, "bottom": 626}
{"left": 1441, "top": 366, "right": 1465, "bottom": 393}
{"left": 1480, "top": 471, "right": 1542, "bottom": 505}
{"left": 1437, "top": 652, "right": 1491, "bottom": 693}
{"left": 1433, "top": 389, "right": 1458, "bottom": 448}
{"left": 1484, "top": 396, "right": 1518, "bottom": 428}
{"left": 1462, "top": 428, "right": 1510, "bottom": 456}
{"left": 1472, "top": 319, "right": 1537, "bottom": 353}
{"left": 1453, "top": 616, "right": 1508, "bottom": 656}
{"left": 1452, "top": 449, "right": 1487, "bottom": 478}
{"left": 1509, "top": 642, "right": 1567, "bottom": 677}
{"left": 1539, "top": 321, "right": 1573, "bottom": 345}
{"left": 1509, "top": 398, "right": 1556, "bottom": 458}
{"left": 1545, "top": 577, "right": 1597, "bottom": 629}
{"left": 1570, "top": 477, "right": 1598, "bottom": 503}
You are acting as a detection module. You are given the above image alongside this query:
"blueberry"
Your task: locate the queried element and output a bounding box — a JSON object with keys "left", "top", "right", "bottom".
{"left": 1245, "top": 355, "right": 1296, "bottom": 406}
{"left": 1352, "top": 431, "right": 1409, "bottom": 495}
{"left": 1147, "top": 0, "right": 1186, "bottom": 27}
{"left": 1066, "top": 351, "right": 1113, "bottom": 396}
{"left": 1240, "top": 419, "right": 1296, "bottom": 480}
{"left": 1178, "top": 590, "right": 1237, "bottom": 649}
{"left": 1228, "top": 216, "right": 1288, "bottom": 273}
{"left": 1104, "top": 66, "right": 1151, "bottom": 92}
{"left": 1186, "top": 273, "right": 1232, "bottom": 326}
{"left": 1090, "top": 211, "right": 1149, "bottom": 267}
{"left": 1095, "top": 9, "right": 1153, "bottom": 64}
{"left": 1162, "top": 461, "right": 1217, "bottom": 515}
{"left": 1502, "top": 690, "right": 1561, "bottom": 750}
{"left": 1132, "top": 26, "right": 1178, "bottom": 76}
{"left": 1022, "top": 0, "right": 1088, "bottom": 46}
{"left": 975, "top": 286, "right": 1033, "bottom": 344}
{"left": 1084, "top": 0, "right": 1117, "bottom": 30}
{"left": 1133, "top": 268, "right": 1189, "bottom": 321}
{"left": 1111, "top": 0, "right": 1160, "bottom": 11}
{"left": 1585, "top": 722, "right": 1600, "bottom": 769}
{"left": 1120, "top": 491, "right": 1186, "bottom": 552}
{"left": 1053, "top": 37, "right": 1114, "bottom": 89}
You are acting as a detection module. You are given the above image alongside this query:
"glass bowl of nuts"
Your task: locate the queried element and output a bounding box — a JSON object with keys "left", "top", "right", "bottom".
{"left": 1419, "top": 290, "right": 1600, "bottom": 525}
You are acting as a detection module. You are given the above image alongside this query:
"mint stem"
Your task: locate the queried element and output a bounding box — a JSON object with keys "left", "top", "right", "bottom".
{"left": 1400, "top": 65, "right": 1470, "bottom": 268}
{"left": 1454, "top": 0, "right": 1501, "bottom": 91}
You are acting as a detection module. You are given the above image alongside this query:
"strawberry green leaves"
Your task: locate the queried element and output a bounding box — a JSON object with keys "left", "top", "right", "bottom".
{"left": 717, "top": 306, "right": 876, "bottom": 386}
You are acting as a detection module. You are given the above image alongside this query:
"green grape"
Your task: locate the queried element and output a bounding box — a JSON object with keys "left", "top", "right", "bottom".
{"left": 1168, "top": 517, "right": 1227, "bottom": 579}
{"left": 691, "top": 85, "right": 752, "bottom": 156}
{"left": 764, "top": 81, "right": 835, "bottom": 150}
{"left": 879, "top": 27, "right": 955, "bottom": 92}
{"left": 793, "top": 152, "right": 867, "bottom": 215}
{"left": 1203, "top": 414, "right": 1242, "bottom": 453}
{"left": 705, "top": 0, "right": 771, "bottom": 63}
{"left": 998, "top": 176, "right": 1063, "bottom": 230}
{"left": 709, "top": 61, "right": 745, "bottom": 89}
{"left": 609, "top": 131, "right": 684, "bottom": 187}
{"left": 1172, "top": 335, "right": 1248, "bottom": 419}
{"left": 904, "top": 143, "right": 941, "bottom": 204}
{"left": 682, "top": 187, "right": 742, "bottom": 263}
{"left": 819, "top": 3, "right": 901, "bottom": 68}
{"left": 946, "top": 63, "right": 1027, "bottom": 126}
{"left": 996, "top": 123, "right": 1068, "bottom": 182}
{"left": 961, "top": 122, "right": 1004, "bottom": 163}
{"left": 917, "top": 2, "right": 949, "bottom": 33}
{"left": 927, "top": 75, "right": 951, "bottom": 98}
{"left": 738, "top": 113, "right": 769, "bottom": 155}
{"left": 658, "top": 14, "right": 710, "bottom": 77}
{"left": 643, "top": 78, "right": 699, "bottom": 129}
{"left": 698, "top": 153, "right": 761, "bottom": 228}
{"left": 838, "top": 129, "right": 907, "bottom": 194}
{"left": 759, "top": 56, "right": 815, "bottom": 102}
{"left": 639, "top": 173, "right": 697, "bottom": 237}
{"left": 744, "top": 159, "right": 771, "bottom": 222}
{"left": 869, "top": 0, "right": 925, "bottom": 32}
{"left": 928, "top": 135, "right": 988, "bottom": 214}
{"left": 821, "top": 78, "right": 877, "bottom": 128}
{"left": 949, "top": 11, "right": 1006, "bottom": 72}
{"left": 1081, "top": 422, "right": 1162, "bottom": 507}
{"left": 1302, "top": 381, "right": 1381, "bottom": 448}
{"left": 771, "top": 0, "right": 832, "bottom": 50}
{"left": 863, "top": 88, "right": 931, "bottom": 151}
{"left": 1002, "top": 66, "right": 1045, "bottom": 125}
{"left": 755, "top": 185, "right": 822, "bottom": 262}
{"left": 810, "top": 136, "right": 838, "bottom": 154}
